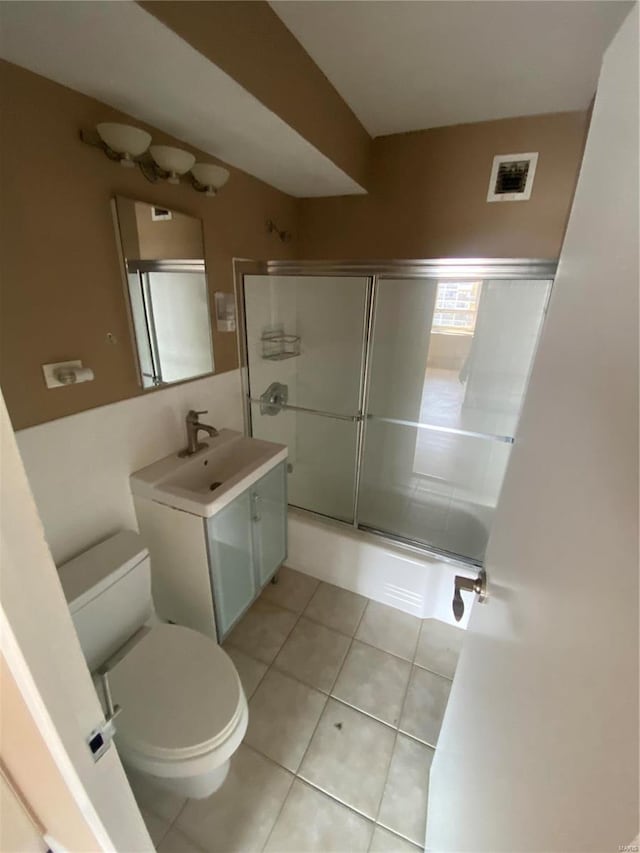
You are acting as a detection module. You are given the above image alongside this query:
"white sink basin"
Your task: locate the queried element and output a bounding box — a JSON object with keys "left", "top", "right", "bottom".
{"left": 130, "top": 430, "right": 288, "bottom": 518}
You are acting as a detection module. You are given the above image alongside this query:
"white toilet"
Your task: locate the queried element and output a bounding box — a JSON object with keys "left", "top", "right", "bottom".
{"left": 58, "top": 530, "right": 248, "bottom": 799}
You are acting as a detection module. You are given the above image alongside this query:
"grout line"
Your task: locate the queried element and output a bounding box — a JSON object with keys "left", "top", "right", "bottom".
{"left": 294, "top": 773, "right": 378, "bottom": 824}
{"left": 370, "top": 824, "right": 423, "bottom": 852}
{"left": 160, "top": 799, "right": 198, "bottom": 851}
{"left": 261, "top": 597, "right": 372, "bottom": 849}
{"left": 328, "top": 693, "right": 400, "bottom": 732}
{"left": 376, "top": 814, "right": 425, "bottom": 849}
{"left": 290, "top": 777, "right": 377, "bottom": 827}
{"left": 411, "top": 658, "right": 455, "bottom": 682}
{"left": 396, "top": 726, "right": 438, "bottom": 752}
{"left": 220, "top": 584, "right": 446, "bottom": 850}
{"left": 371, "top": 628, "right": 417, "bottom": 828}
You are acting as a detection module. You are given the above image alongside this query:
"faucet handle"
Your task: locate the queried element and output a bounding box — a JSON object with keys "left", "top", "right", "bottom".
{"left": 187, "top": 409, "right": 208, "bottom": 419}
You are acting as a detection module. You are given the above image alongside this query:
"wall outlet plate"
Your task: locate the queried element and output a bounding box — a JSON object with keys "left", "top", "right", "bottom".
{"left": 42, "top": 360, "right": 82, "bottom": 389}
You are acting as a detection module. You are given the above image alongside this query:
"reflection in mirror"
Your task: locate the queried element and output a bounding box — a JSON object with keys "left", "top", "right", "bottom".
{"left": 112, "top": 196, "right": 214, "bottom": 389}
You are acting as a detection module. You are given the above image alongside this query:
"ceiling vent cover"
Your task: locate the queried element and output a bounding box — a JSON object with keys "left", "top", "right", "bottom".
{"left": 487, "top": 152, "right": 538, "bottom": 202}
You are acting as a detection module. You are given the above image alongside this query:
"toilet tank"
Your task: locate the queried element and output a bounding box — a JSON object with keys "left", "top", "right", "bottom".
{"left": 58, "top": 530, "right": 153, "bottom": 672}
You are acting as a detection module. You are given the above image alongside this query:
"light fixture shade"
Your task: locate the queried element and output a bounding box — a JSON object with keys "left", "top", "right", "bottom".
{"left": 96, "top": 123, "right": 151, "bottom": 160}
{"left": 150, "top": 145, "right": 196, "bottom": 178}
{"left": 192, "top": 163, "right": 230, "bottom": 192}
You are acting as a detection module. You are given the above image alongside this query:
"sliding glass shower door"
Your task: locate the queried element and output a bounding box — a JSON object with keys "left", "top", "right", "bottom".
{"left": 244, "top": 274, "right": 369, "bottom": 523}
{"left": 241, "top": 262, "right": 553, "bottom": 565}
{"left": 358, "top": 276, "right": 551, "bottom": 562}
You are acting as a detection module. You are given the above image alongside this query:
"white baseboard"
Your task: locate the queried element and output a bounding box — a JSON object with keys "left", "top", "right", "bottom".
{"left": 287, "top": 510, "right": 476, "bottom": 628}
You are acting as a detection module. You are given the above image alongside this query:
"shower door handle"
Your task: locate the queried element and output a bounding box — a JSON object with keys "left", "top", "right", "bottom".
{"left": 452, "top": 569, "right": 487, "bottom": 622}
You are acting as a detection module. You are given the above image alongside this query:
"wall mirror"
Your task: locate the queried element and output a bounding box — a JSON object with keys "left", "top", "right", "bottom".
{"left": 112, "top": 196, "right": 214, "bottom": 389}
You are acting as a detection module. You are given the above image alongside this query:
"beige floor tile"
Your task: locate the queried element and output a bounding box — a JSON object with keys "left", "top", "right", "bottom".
{"left": 299, "top": 699, "right": 396, "bottom": 819}
{"left": 356, "top": 602, "right": 421, "bottom": 661}
{"left": 245, "top": 669, "right": 327, "bottom": 772}
{"left": 304, "top": 582, "right": 367, "bottom": 636}
{"left": 399, "top": 666, "right": 450, "bottom": 746}
{"left": 260, "top": 566, "right": 320, "bottom": 613}
{"left": 264, "top": 780, "right": 374, "bottom": 853}
{"left": 223, "top": 645, "right": 267, "bottom": 699}
{"left": 273, "top": 617, "right": 351, "bottom": 693}
{"left": 377, "top": 735, "right": 434, "bottom": 846}
{"left": 141, "top": 808, "right": 170, "bottom": 848}
{"left": 225, "top": 600, "right": 298, "bottom": 664}
{"left": 125, "top": 767, "right": 186, "bottom": 823}
{"left": 369, "top": 825, "right": 422, "bottom": 852}
{"left": 158, "top": 828, "right": 206, "bottom": 853}
{"left": 332, "top": 641, "right": 411, "bottom": 726}
{"left": 414, "top": 619, "right": 464, "bottom": 679}
{"left": 176, "top": 745, "right": 293, "bottom": 853}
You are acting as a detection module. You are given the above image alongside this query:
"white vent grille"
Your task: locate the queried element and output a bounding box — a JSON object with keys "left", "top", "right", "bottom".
{"left": 487, "top": 152, "right": 538, "bottom": 202}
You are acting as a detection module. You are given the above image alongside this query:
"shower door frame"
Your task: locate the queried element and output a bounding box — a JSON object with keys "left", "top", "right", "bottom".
{"left": 234, "top": 258, "right": 557, "bottom": 568}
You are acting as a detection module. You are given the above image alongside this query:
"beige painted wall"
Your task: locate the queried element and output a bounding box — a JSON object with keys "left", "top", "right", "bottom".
{"left": 120, "top": 198, "right": 204, "bottom": 261}
{"left": 0, "top": 60, "right": 296, "bottom": 431}
{"left": 0, "top": 60, "right": 588, "bottom": 433}
{"left": 140, "top": 0, "right": 371, "bottom": 189}
{"left": 297, "top": 111, "right": 589, "bottom": 259}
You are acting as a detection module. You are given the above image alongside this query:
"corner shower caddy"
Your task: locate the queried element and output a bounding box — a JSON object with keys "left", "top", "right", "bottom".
{"left": 261, "top": 328, "right": 301, "bottom": 360}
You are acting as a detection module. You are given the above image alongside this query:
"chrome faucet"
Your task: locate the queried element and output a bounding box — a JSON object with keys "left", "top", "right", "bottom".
{"left": 179, "top": 409, "right": 218, "bottom": 457}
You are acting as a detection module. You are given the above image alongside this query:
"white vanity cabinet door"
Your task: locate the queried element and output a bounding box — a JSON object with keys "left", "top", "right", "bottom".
{"left": 206, "top": 490, "right": 257, "bottom": 638}
{"left": 251, "top": 462, "right": 288, "bottom": 588}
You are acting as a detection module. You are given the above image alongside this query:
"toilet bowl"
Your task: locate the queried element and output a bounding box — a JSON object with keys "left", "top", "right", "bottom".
{"left": 58, "top": 530, "right": 247, "bottom": 799}
{"left": 107, "top": 622, "right": 248, "bottom": 798}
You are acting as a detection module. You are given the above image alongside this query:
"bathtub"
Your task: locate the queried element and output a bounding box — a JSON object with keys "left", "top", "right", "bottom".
{"left": 287, "top": 508, "right": 478, "bottom": 628}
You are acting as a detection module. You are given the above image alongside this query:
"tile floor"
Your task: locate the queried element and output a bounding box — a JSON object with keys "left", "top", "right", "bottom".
{"left": 127, "top": 567, "right": 464, "bottom": 853}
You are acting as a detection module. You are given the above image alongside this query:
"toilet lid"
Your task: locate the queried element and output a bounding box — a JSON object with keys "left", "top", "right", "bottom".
{"left": 108, "top": 624, "right": 243, "bottom": 761}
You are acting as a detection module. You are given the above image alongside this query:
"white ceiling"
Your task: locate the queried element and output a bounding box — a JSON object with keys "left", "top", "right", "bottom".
{"left": 0, "top": 1, "right": 365, "bottom": 198}
{"left": 270, "top": 0, "right": 631, "bottom": 136}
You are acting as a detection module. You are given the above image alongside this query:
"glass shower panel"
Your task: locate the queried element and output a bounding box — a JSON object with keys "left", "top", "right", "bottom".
{"left": 367, "top": 278, "right": 439, "bottom": 423}
{"left": 146, "top": 270, "right": 214, "bottom": 383}
{"left": 244, "top": 274, "right": 368, "bottom": 525}
{"left": 459, "top": 279, "right": 552, "bottom": 437}
{"left": 250, "top": 403, "right": 358, "bottom": 523}
{"left": 359, "top": 419, "right": 510, "bottom": 562}
{"left": 244, "top": 275, "right": 368, "bottom": 417}
{"left": 360, "top": 276, "right": 551, "bottom": 562}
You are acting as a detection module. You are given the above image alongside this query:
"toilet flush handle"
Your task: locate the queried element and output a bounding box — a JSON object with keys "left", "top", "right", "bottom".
{"left": 99, "top": 670, "right": 122, "bottom": 723}
{"left": 86, "top": 670, "right": 122, "bottom": 763}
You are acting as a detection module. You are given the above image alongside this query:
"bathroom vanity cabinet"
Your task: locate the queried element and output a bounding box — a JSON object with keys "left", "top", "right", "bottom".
{"left": 133, "top": 460, "right": 287, "bottom": 642}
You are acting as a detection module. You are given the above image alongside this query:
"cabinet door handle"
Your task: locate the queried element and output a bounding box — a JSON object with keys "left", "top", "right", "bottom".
{"left": 252, "top": 494, "right": 262, "bottom": 522}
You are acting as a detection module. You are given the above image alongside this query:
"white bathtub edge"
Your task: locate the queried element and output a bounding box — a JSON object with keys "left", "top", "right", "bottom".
{"left": 287, "top": 510, "right": 475, "bottom": 629}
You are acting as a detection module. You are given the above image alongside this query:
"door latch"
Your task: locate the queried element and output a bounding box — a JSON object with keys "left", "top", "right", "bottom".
{"left": 452, "top": 569, "right": 488, "bottom": 622}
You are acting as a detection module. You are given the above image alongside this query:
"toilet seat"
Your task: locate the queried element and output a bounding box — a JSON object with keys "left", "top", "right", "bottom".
{"left": 108, "top": 623, "right": 244, "bottom": 763}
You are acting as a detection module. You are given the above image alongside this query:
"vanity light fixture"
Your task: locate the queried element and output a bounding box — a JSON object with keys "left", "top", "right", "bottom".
{"left": 191, "top": 163, "right": 230, "bottom": 197}
{"left": 81, "top": 124, "right": 230, "bottom": 197}
{"left": 96, "top": 123, "right": 152, "bottom": 167}
{"left": 150, "top": 145, "right": 196, "bottom": 184}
